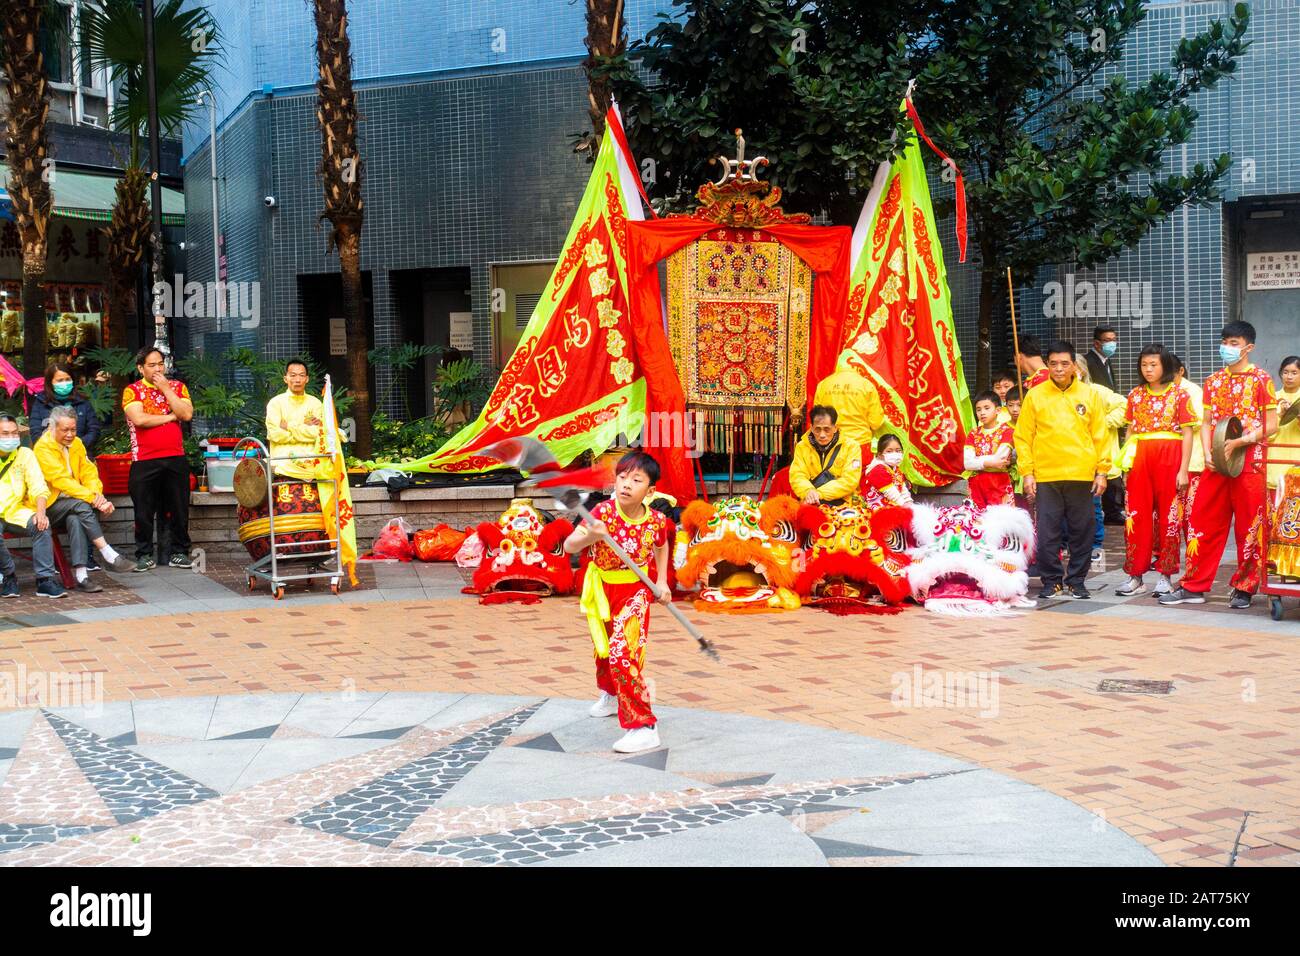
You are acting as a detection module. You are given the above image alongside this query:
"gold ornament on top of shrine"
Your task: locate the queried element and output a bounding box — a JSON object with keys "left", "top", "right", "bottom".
{"left": 678, "top": 129, "right": 813, "bottom": 228}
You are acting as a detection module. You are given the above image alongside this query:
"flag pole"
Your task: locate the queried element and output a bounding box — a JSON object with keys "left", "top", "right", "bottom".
{"left": 1007, "top": 267, "right": 1023, "bottom": 403}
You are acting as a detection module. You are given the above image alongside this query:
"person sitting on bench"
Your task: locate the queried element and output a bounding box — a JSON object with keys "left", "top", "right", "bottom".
{"left": 0, "top": 414, "right": 64, "bottom": 599}
{"left": 789, "top": 405, "right": 863, "bottom": 507}
{"left": 35, "top": 405, "right": 134, "bottom": 592}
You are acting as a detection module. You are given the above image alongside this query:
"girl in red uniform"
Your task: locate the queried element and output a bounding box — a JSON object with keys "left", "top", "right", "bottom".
{"left": 860, "top": 433, "right": 913, "bottom": 510}
{"left": 964, "top": 391, "right": 1016, "bottom": 508}
{"left": 1116, "top": 344, "right": 1197, "bottom": 596}
{"left": 566, "top": 451, "right": 671, "bottom": 754}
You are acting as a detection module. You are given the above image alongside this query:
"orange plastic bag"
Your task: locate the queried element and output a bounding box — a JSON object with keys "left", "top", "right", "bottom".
{"left": 414, "top": 524, "right": 472, "bottom": 562}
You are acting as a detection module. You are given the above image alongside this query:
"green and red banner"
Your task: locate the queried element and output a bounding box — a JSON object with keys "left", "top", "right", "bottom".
{"left": 394, "top": 108, "right": 691, "bottom": 500}
{"left": 840, "top": 99, "right": 973, "bottom": 487}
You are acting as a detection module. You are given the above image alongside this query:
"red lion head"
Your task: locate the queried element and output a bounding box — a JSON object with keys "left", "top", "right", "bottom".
{"left": 794, "top": 499, "right": 912, "bottom": 612}
{"left": 471, "top": 499, "right": 575, "bottom": 597}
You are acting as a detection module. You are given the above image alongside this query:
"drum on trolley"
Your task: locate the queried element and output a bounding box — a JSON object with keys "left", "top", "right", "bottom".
{"left": 232, "top": 437, "right": 344, "bottom": 600}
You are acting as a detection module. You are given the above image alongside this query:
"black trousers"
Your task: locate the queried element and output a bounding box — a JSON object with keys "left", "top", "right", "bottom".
{"left": 129, "top": 455, "right": 191, "bottom": 560}
{"left": 1034, "top": 480, "right": 1095, "bottom": 588}
{"left": 1102, "top": 475, "right": 1126, "bottom": 524}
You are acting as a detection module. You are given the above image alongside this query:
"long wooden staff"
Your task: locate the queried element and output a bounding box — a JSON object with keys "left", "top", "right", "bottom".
{"left": 554, "top": 488, "right": 718, "bottom": 661}
{"left": 1007, "top": 266, "right": 1024, "bottom": 403}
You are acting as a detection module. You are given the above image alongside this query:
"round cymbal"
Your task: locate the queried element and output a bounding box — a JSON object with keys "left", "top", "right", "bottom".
{"left": 233, "top": 457, "right": 268, "bottom": 508}
{"left": 1279, "top": 398, "right": 1300, "bottom": 428}
{"left": 1211, "top": 416, "right": 1245, "bottom": 478}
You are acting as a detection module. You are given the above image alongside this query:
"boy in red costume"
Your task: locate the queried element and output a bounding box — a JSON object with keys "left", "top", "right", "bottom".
{"left": 964, "top": 390, "right": 1016, "bottom": 508}
{"left": 1160, "top": 322, "right": 1278, "bottom": 608}
{"left": 565, "top": 450, "right": 671, "bottom": 754}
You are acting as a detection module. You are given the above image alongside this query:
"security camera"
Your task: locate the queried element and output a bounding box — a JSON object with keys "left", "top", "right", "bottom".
{"left": 263, "top": 195, "right": 277, "bottom": 208}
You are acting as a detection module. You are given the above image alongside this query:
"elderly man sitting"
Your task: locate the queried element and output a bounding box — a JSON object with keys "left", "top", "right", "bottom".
{"left": 34, "top": 405, "right": 132, "bottom": 592}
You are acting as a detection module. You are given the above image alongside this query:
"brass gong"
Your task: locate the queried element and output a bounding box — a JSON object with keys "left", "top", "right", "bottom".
{"left": 1210, "top": 416, "right": 1245, "bottom": 478}
{"left": 233, "top": 457, "right": 269, "bottom": 508}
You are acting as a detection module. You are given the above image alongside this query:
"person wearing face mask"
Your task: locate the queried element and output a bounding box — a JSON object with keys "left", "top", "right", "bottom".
{"left": 789, "top": 406, "right": 863, "bottom": 508}
{"left": 0, "top": 414, "right": 66, "bottom": 599}
{"left": 1086, "top": 324, "right": 1120, "bottom": 394}
{"left": 29, "top": 362, "right": 102, "bottom": 456}
{"left": 1160, "top": 321, "right": 1278, "bottom": 609}
{"left": 861, "top": 433, "right": 913, "bottom": 510}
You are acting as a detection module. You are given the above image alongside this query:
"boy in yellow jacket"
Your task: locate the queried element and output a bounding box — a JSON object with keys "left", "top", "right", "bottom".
{"left": 790, "top": 405, "right": 863, "bottom": 506}
{"left": 1014, "top": 341, "right": 1111, "bottom": 601}
{"left": 34, "top": 406, "right": 133, "bottom": 592}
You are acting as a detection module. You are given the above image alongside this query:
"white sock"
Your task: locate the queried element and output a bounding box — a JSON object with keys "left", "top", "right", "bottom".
{"left": 99, "top": 545, "right": 120, "bottom": 563}
{"left": 75, "top": 567, "right": 88, "bottom": 583}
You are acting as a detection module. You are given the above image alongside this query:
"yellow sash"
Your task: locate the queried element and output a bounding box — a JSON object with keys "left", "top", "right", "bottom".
{"left": 580, "top": 564, "right": 643, "bottom": 658}
{"left": 1118, "top": 431, "right": 1184, "bottom": 472}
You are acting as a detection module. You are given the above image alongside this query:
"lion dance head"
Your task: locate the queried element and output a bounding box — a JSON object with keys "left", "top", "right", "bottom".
{"left": 906, "top": 501, "right": 1036, "bottom": 615}
{"left": 471, "top": 498, "right": 575, "bottom": 600}
{"left": 676, "top": 495, "right": 802, "bottom": 612}
{"left": 795, "top": 498, "right": 912, "bottom": 614}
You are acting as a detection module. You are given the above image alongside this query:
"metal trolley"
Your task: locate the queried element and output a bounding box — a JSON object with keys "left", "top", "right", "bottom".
{"left": 1261, "top": 432, "right": 1300, "bottom": 623}
{"left": 234, "top": 437, "right": 343, "bottom": 600}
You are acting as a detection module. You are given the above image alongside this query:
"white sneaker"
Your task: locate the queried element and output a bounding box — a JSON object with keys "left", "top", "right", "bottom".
{"left": 1115, "top": 575, "right": 1145, "bottom": 596}
{"left": 612, "top": 725, "right": 661, "bottom": 754}
{"left": 588, "top": 691, "right": 618, "bottom": 718}
{"left": 1153, "top": 574, "right": 1174, "bottom": 595}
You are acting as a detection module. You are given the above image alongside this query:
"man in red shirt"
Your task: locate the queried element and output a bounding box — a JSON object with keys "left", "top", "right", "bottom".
{"left": 1160, "top": 322, "right": 1278, "bottom": 608}
{"left": 123, "top": 346, "right": 194, "bottom": 571}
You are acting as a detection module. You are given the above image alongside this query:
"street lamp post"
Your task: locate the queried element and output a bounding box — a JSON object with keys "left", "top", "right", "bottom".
{"left": 141, "top": 0, "right": 171, "bottom": 369}
{"left": 197, "top": 90, "right": 222, "bottom": 332}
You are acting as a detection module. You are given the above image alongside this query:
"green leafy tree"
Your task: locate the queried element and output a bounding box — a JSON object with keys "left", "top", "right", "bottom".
{"left": 913, "top": 0, "right": 1250, "bottom": 387}
{"left": 608, "top": 0, "right": 921, "bottom": 222}
{"left": 82, "top": 0, "right": 221, "bottom": 351}
{"left": 607, "top": 0, "right": 1250, "bottom": 390}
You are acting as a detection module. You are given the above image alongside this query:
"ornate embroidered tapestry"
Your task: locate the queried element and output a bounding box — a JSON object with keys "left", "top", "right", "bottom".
{"left": 667, "top": 228, "right": 813, "bottom": 417}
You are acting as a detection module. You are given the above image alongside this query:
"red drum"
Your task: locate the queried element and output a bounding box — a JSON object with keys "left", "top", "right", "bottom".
{"left": 237, "top": 480, "right": 328, "bottom": 561}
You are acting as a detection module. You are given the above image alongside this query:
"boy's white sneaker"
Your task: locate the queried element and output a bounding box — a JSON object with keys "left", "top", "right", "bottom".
{"left": 1153, "top": 574, "right": 1174, "bottom": 595}
{"left": 588, "top": 691, "right": 618, "bottom": 718}
{"left": 613, "top": 725, "right": 660, "bottom": 753}
{"left": 1115, "top": 575, "right": 1145, "bottom": 596}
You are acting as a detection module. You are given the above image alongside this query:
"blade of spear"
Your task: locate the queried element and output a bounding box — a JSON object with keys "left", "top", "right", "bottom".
{"left": 479, "top": 438, "right": 720, "bottom": 661}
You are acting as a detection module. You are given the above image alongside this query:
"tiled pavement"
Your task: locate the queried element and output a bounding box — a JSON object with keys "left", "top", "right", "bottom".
{"left": 0, "top": 695, "right": 1159, "bottom": 866}
{"left": 0, "top": 529, "right": 1297, "bottom": 866}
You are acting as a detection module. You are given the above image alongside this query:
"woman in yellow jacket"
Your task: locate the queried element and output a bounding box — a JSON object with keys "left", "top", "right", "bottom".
{"left": 1074, "top": 355, "right": 1126, "bottom": 560}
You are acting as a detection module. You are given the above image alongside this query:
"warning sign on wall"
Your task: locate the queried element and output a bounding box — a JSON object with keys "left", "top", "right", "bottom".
{"left": 1247, "top": 251, "right": 1300, "bottom": 290}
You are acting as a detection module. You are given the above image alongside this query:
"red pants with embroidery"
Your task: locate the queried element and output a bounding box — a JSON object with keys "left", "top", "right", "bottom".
{"left": 968, "top": 472, "right": 1014, "bottom": 509}
{"left": 1124, "top": 438, "right": 1183, "bottom": 577}
{"left": 593, "top": 580, "right": 656, "bottom": 729}
{"left": 1180, "top": 464, "right": 1266, "bottom": 594}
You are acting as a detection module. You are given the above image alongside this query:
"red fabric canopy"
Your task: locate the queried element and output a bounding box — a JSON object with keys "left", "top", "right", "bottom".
{"left": 626, "top": 217, "right": 852, "bottom": 426}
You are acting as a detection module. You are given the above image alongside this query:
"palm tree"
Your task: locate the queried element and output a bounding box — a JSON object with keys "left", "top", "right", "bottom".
{"left": 81, "top": 0, "right": 219, "bottom": 351}
{"left": 1, "top": 0, "right": 55, "bottom": 379}
{"left": 312, "top": 0, "right": 371, "bottom": 457}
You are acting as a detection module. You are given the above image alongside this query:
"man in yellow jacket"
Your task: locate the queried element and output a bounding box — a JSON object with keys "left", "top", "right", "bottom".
{"left": 1014, "top": 341, "right": 1111, "bottom": 601}
{"left": 35, "top": 406, "right": 133, "bottom": 592}
{"left": 789, "top": 405, "right": 863, "bottom": 506}
{"left": 0, "top": 414, "right": 64, "bottom": 598}
{"left": 812, "top": 364, "right": 884, "bottom": 451}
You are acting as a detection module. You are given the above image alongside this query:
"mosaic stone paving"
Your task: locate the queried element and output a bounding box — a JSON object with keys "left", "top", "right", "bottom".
{"left": 0, "top": 694, "right": 1162, "bottom": 866}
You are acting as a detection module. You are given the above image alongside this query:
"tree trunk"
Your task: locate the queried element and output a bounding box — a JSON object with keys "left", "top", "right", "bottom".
{"left": 581, "top": 0, "right": 625, "bottom": 148}
{"left": 313, "top": 0, "right": 369, "bottom": 457}
{"left": 3, "top": 0, "right": 54, "bottom": 382}
{"left": 976, "top": 260, "right": 996, "bottom": 393}
{"left": 21, "top": 260, "right": 46, "bottom": 380}
{"left": 338, "top": 225, "right": 372, "bottom": 457}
